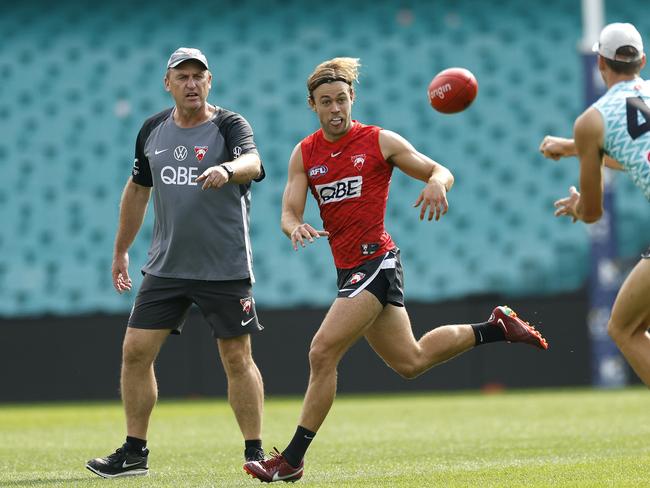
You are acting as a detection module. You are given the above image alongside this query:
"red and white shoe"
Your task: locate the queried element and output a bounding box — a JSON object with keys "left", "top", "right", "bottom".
{"left": 243, "top": 448, "right": 304, "bottom": 483}
{"left": 489, "top": 306, "right": 548, "bottom": 350}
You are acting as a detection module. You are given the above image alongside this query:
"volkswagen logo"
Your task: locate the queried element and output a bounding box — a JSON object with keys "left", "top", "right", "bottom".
{"left": 174, "top": 145, "right": 188, "bottom": 161}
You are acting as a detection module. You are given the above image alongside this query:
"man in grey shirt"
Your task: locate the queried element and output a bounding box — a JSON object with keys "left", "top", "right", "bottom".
{"left": 86, "top": 47, "right": 266, "bottom": 478}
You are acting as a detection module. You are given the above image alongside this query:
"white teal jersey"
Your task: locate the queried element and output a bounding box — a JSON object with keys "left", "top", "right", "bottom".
{"left": 592, "top": 78, "right": 650, "bottom": 201}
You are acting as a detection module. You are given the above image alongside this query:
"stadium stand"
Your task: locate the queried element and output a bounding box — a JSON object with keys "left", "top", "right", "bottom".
{"left": 0, "top": 0, "right": 648, "bottom": 316}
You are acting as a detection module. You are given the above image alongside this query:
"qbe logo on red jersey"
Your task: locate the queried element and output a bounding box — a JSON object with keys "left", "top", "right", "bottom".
{"left": 315, "top": 176, "right": 362, "bottom": 205}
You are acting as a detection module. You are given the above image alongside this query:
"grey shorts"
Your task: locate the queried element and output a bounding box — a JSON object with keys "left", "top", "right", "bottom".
{"left": 128, "top": 274, "right": 263, "bottom": 339}
{"left": 336, "top": 248, "right": 405, "bottom": 307}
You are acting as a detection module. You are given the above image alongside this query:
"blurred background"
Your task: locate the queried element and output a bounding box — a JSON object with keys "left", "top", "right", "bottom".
{"left": 1, "top": 0, "right": 648, "bottom": 401}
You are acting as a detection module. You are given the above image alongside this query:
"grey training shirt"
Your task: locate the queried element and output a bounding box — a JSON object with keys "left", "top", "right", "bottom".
{"left": 131, "top": 106, "right": 264, "bottom": 281}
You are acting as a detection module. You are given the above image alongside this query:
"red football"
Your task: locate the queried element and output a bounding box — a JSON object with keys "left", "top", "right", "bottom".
{"left": 428, "top": 67, "right": 478, "bottom": 114}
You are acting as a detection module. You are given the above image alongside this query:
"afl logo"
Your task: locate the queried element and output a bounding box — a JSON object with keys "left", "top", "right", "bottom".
{"left": 174, "top": 145, "right": 188, "bottom": 161}
{"left": 309, "top": 165, "right": 328, "bottom": 179}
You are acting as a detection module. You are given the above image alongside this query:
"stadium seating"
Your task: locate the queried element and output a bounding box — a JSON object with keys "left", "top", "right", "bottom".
{"left": 0, "top": 0, "right": 648, "bottom": 316}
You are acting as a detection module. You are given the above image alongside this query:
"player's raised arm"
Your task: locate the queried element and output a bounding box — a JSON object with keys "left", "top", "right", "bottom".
{"left": 379, "top": 129, "right": 453, "bottom": 221}
{"left": 574, "top": 108, "right": 606, "bottom": 222}
{"left": 539, "top": 135, "right": 577, "bottom": 160}
{"left": 539, "top": 134, "right": 624, "bottom": 170}
{"left": 554, "top": 108, "right": 606, "bottom": 223}
{"left": 281, "top": 143, "right": 329, "bottom": 250}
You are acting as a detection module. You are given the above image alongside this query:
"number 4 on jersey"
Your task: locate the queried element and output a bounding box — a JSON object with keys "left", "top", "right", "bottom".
{"left": 626, "top": 96, "right": 650, "bottom": 139}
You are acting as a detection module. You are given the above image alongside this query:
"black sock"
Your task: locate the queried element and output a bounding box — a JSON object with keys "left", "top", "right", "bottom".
{"left": 245, "top": 439, "right": 262, "bottom": 450}
{"left": 244, "top": 439, "right": 263, "bottom": 458}
{"left": 471, "top": 321, "right": 506, "bottom": 345}
{"left": 282, "top": 426, "right": 316, "bottom": 468}
{"left": 125, "top": 436, "right": 147, "bottom": 453}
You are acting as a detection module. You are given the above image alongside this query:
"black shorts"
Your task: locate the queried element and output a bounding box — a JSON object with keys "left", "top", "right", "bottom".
{"left": 642, "top": 246, "right": 650, "bottom": 259}
{"left": 128, "top": 274, "right": 263, "bottom": 339}
{"left": 336, "top": 248, "right": 404, "bottom": 307}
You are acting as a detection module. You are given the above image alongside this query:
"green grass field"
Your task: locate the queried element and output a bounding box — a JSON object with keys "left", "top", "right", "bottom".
{"left": 1, "top": 388, "right": 649, "bottom": 487}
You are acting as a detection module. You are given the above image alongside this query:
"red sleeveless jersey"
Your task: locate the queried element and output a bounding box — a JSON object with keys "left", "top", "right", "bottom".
{"left": 301, "top": 121, "right": 395, "bottom": 269}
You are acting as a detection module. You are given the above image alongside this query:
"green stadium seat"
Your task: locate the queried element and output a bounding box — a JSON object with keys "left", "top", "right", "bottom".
{"left": 0, "top": 0, "right": 646, "bottom": 316}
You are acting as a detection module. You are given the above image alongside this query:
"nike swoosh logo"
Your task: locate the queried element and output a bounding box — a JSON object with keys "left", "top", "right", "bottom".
{"left": 122, "top": 460, "right": 143, "bottom": 468}
{"left": 272, "top": 467, "right": 304, "bottom": 481}
{"left": 497, "top": 318, "right": 506, "bottom": 331}
{"left": 241, "top": 317, "right": 255, "bottom": 326}
{"left": 331, "top": 151, "right": 342, "bottom": 157}
{"left": 478, "top": 330, "right": 483, "bottom": 343}
{"left": 154, "top": 148, "right": 169, "bottom": 155}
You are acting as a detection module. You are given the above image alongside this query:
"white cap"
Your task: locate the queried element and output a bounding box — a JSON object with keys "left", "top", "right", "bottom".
{"left": 167, "top": 47, "right": 209, "bottom": 69}
{"left": 592, "top": 23, "right": 644, "bottom": 62}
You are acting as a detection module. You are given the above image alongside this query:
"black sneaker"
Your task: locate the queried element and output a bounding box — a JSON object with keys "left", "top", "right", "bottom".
{"left": 86, "top": 443, "right": 149, "bottom": 478}
{"left": 245, "top": 447, "right": 265, "bottom": 462}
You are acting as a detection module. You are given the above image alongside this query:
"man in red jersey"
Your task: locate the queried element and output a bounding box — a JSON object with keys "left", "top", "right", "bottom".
{"left": 244, "top": 58, "right": 548, "bottom": 483}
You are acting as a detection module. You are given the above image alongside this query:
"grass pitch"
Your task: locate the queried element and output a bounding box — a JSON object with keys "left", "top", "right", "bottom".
{"left": 1, "top": 388, "right": 649, "bottom": 487}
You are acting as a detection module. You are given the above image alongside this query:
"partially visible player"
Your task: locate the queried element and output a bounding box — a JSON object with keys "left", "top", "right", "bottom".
{"left": 243, "top": 57, "right": 548, "bottom": 483}
{"left": 540, "top": 23, "right": 650, "bottom": 385}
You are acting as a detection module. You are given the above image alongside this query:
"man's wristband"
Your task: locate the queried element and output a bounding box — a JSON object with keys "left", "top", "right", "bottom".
{"left": 221, "top": 163, "right": 234, "bottom": 181}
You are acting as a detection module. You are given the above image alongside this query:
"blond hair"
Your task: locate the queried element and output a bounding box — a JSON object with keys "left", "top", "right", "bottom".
{"left": 307, "top": 57, "right": 361, "bottom": 100}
